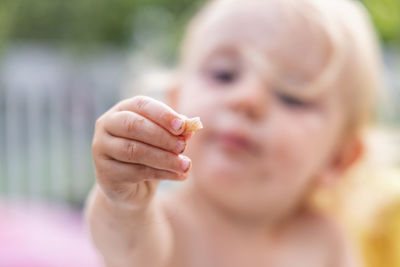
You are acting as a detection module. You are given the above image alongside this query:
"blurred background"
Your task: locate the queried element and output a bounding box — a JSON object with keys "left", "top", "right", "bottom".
{"left": 0, "top": 0, "right": 399, "bottom": 266}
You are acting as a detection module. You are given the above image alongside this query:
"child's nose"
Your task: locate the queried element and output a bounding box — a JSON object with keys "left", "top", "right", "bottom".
{"left": 225, "top": 75, "right": 268, "bottom": 120}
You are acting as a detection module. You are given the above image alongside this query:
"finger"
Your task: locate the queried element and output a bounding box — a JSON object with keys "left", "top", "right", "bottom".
{"left": 180, "top": 132, "right": 195, "bottom": 140}
{"left": 104, "top": 111, "right": 186, "bottom": 154}
{"left": 103, "top": 135, "right": 192, "bottom": 174}
{"left": 116, "top": 96, "right": 185, "bottom": 136}
{"left": 95, "top": 157, "right": 187, "bottom": 183}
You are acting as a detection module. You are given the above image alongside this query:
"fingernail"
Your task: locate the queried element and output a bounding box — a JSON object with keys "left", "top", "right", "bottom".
{"left": 179, "top": 155, "right": 191, "bottom": 172}
{"left": 171, "top": 118, "right": 184, "bottom": 134}
{"left": 176, "top": 140, "right": 186, "bottom": 153}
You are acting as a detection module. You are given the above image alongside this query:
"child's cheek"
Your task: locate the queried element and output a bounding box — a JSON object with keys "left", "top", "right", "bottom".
{"left": 177, "top": 83, "right": 206, "bottom": 115}
{"left": 272, "top": 112, "right": 329, "bottom": 177}
{"left": 178, "top": 83, "right": 220, "bottom": 126}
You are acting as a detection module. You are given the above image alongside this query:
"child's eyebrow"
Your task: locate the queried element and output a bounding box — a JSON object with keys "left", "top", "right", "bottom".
{"left": 240, "top": 48, "right": 310, "bottom": 97}
{"left": 203, "top": 44, "right": 241, "bottom": 59}
{"left": 195, "top": 48, "right": 239, "bottom": 70}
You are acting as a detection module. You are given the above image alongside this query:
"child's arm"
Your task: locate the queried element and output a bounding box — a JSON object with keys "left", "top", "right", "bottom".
{"left": 85, "top": 96, "right": 192, "bottom": 267}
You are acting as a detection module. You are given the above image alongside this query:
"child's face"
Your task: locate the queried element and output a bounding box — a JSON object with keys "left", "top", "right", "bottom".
{"left": 174, "top": 0, "right": 349, "bottom": 220}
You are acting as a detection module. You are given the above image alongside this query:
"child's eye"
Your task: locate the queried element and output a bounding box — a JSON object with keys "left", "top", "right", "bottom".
{"left": 277, "top": 93, "right": 309, "bottom": 108}
{"left": 212, "top": 69, "right": 238, "bottom": 84}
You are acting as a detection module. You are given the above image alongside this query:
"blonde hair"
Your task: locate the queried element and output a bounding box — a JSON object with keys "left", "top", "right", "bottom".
{"left": 181, "top": 0, "right": 384, "bottom": 136}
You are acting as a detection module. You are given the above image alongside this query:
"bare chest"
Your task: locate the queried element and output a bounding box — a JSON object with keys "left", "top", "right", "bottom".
{"left": 160, "top": 193, "right": 332, "bottom": 267}
{"left": 164, "top": 216, "right": 329, "bottom": 267}
{"left": 166, "top": 239, "right": 329, "bottom": 267}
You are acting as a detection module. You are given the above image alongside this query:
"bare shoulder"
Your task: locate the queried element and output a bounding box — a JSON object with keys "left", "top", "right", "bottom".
{"left": 153, "top": 188, "right": 188, "bottom": 232}
{"left": 154, "top": 188, "right": 181, "bottom": 219}
{"left": 153, "top": 189, "right": 176, "bottom": 224}
{"left": 289, "top": 211, "right": 361, "bottom": 267}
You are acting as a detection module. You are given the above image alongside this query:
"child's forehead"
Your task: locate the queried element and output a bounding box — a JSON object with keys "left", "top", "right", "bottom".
{"left": 185, "top": 0, "right": 332, "bottom": 84}
{"left": 189, "top": 0, "right": 284, "bottom": 49}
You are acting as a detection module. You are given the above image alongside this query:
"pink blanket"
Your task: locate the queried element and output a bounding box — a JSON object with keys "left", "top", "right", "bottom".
{"left": 0, "top": 202, "right": 102, "bottom": 267}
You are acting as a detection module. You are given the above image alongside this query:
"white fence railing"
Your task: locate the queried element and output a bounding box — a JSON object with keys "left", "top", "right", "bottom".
{"left": 0, "top": 45, "right": 126, "bottom": 206}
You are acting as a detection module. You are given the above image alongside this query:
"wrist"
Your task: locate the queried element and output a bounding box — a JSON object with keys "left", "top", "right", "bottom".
{"left": 93, "top": 183, "right": 157, "bottom": 214}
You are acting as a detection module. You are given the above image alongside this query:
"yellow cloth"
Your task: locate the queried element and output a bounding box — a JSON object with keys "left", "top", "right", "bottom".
{"left": 361, "top": 200, "right": 400, "bottom": 267}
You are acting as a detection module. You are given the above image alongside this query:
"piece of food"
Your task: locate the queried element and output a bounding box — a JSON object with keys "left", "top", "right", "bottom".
{"left": 183, "top": 117, "right": 203, "bottom": 134}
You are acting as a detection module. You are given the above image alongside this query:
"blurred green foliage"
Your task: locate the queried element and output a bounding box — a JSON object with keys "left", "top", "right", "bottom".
{"left": 0, "top": 0, "right": 398, "bottom": 52}
{"left": 0, "top": 0, "right": 204, "bottom": 52}
{"left": 361, "top": 0, "right": 400, "bottom": 45}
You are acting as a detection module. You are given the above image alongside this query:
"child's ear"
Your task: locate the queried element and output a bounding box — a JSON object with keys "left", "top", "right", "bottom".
{"left": 318, "top": 136, "right": 364, "bottom": 186}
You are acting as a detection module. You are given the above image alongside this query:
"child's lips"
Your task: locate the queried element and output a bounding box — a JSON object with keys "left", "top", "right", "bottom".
{"left": 212, "top": 131, "right": 260, "bottom": 155}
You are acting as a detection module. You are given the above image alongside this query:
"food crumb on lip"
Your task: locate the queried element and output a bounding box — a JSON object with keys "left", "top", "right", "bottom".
{"left": 183, "top": 117, "right": 203, "bottom": 134}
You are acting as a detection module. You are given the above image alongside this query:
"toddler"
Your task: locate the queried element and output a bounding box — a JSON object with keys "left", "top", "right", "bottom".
{"left": 86, "top": 0, "right": 383, "bottom": 266}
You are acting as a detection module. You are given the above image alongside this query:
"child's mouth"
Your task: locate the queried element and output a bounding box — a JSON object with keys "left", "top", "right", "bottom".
{"left": 212, "top": 131, "right": 260, "bottom": 155}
